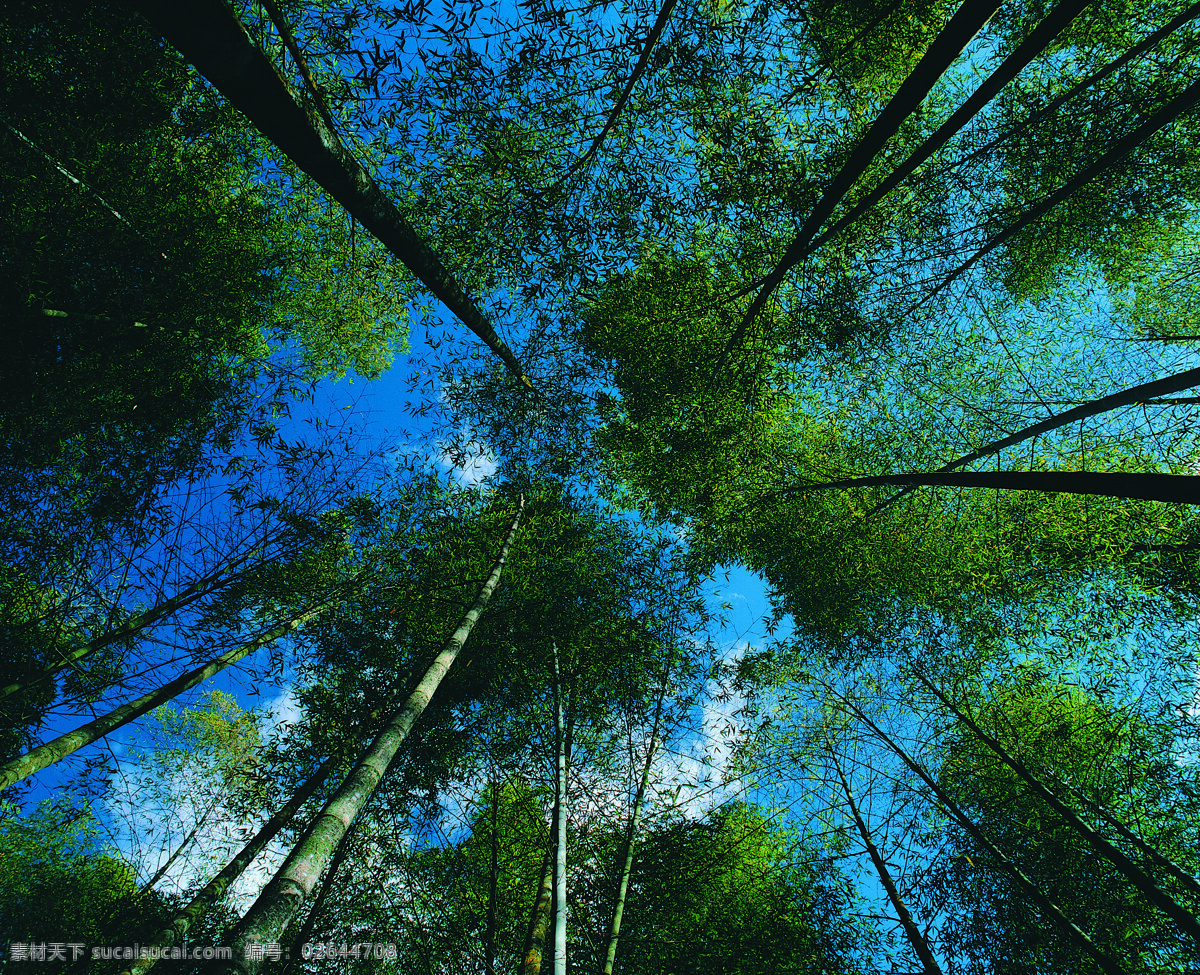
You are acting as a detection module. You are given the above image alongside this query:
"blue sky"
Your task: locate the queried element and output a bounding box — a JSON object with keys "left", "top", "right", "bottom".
{"left": 8, "top": 306, "right": 794, "bottom": 905}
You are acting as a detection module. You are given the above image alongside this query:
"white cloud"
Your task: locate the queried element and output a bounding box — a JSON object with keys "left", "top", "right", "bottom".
{"left": 264, "top": 685, "right": 304, "bottom": 738}
{"left": 437, "top": 440, "right": 498, "bottom": 487}
{"left": 435, "top": 424, "right": 498, "bottom": 487}
{"left": 97, "top": 689, "right": 308, "bottom": 903}
{"left": 649, "top": 642, "right": 753, "bottom": 820}
{"left": 102, "top": 757, "right": 245, "bottom": 897}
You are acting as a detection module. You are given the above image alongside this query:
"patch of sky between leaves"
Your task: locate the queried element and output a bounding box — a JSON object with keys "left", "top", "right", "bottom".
{"left": 86, "top": 682, "right": 314, "bottom": 909}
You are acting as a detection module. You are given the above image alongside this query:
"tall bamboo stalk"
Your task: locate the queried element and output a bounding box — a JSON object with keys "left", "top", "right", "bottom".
{"left": 134, "top": 0, "right": 530, "bottom": 386}
{"left": 601, "top": 676, "right": 668, "bottom": 975}
{"left": 828, "top": 745, "right": 943, "bottom": 975}
{"left": 550, "top": 644, "right": 568, "bottom": 975}
{"left": 0, "top": 601, "right": 335, "bottom": 792}
{"left": 1, "top": 540, "right": 271, "bottom": 704}
{"left": 839, "top": 694, "right": 1127, "bottom": 975}
{"left": 485, "top": 771, "right": 500, "bottom": 975}
{"left": 520, "top": 850, "right": 555, "bottom": 975}
{"left": 207, "top": 498, "right": 525, "bottom": 975}
{"left": 915, "top": 670, "right": 1200, "bottom": 946}
{"left": 120, "top": 754, "right": 339, "bottom": 975}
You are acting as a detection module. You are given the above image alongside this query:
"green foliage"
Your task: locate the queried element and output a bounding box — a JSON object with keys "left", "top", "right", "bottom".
{"left": 0, "top": 0, "right": 268, "bottom": 532}
{"left": 580, "top": 240, "right": 800, "bottom": 524}
{"left": 931, "top": 680, "right": 1200, "bottom": 973}
{"left": 730, "top": 468, "right": 1200, "bottom": 645}
{"left": 806, "top": 0, "right": 958, "bottom": 94}
{"left": 610, "top": 802, "right": 873, "bottom": 975}
{"left": 582, "top": 239, "right": 1200, "bottom": 644}
{"left": 0, "top": 796, "right": 169, "bottom": 961}
{"left": 147, "top": 689, "right": 267, "bottom": 811}
{"left": 0, "top": 0, "right": 412, "bottom": 551}
{"left": 987, "top": 3, "right": 1200, "bottom": 298}
{"left": 393, "top": 778, "right": 549, "bottom": 973}
{"left": 7, "top": 2, "right": 1200, "bottom": 971}
{"left": 262, "top": 167, "right": 412, "bottom": 381}
{"left": 414, "top": 115, "right": 566, "bottom": 298}
{"left": 1109, "top": 218, "right": 1200, "bottom": 341}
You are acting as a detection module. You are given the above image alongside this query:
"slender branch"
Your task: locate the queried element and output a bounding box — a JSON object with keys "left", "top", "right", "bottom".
{"left": 0, "top": 600, "right": 336, "bottom": 792}
{"left": 545, "top": 0, "right": 678, "bottom": 190}
{"left": 865, "top": 365, "right": 1200, "bottom": 516}
{"left": 2, "top": 539, "right": 275, "bottom": 704}
{"left": 139, "top": 791, "right": 224, "bottom": 896}
{"left": 1, "top": 117, "right": 163, "bottom": 257}
{"left": 258, "top": 0, "right": 338, "bottom": 133}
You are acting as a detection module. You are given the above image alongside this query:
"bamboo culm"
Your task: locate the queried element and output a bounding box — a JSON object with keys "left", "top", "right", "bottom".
{"left": 829, "top": 747, "right": 943, "bottom": 975}
{"left": 0, "top": 600, "right": 336, "bottom": 792}
{"left": 118, "top": 754, "right": 339, "bottom": 975}
{"left": 601, "top": 676, "right": 668, "bottom": 975}
{"left": 520, "top": 849, "right": 554, "bottom": 975}
{"left": 915, "top": 670, "right": 1200, "bottom": 946}
{"left": 841, "top": 695, "right": 1129, "bottom": 975}
{"left": 550, "top": 644, "right": 568, "bottom": 975}
{"left": 134, "top": 0, "right": 531, "bottom": 386}
{"left": 1, "top": 543, "right": 269, "bottom": 705}
{"left": 205, "top": 498, "right": 525, "bottom": 975}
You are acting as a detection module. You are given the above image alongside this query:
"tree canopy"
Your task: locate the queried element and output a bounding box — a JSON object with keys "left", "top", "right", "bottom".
{"left": 5, "top": 0, "right": 1200, "bottom": 972}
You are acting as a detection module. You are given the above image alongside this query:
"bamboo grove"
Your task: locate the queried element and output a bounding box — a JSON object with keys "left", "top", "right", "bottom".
{"left": 4, "top": 0, "right": 1200, "bottom": 972}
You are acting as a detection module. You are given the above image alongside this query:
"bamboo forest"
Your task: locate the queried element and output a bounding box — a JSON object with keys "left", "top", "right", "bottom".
{"left": 7, "top": 0, "right": 1200, "bottom": 971}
